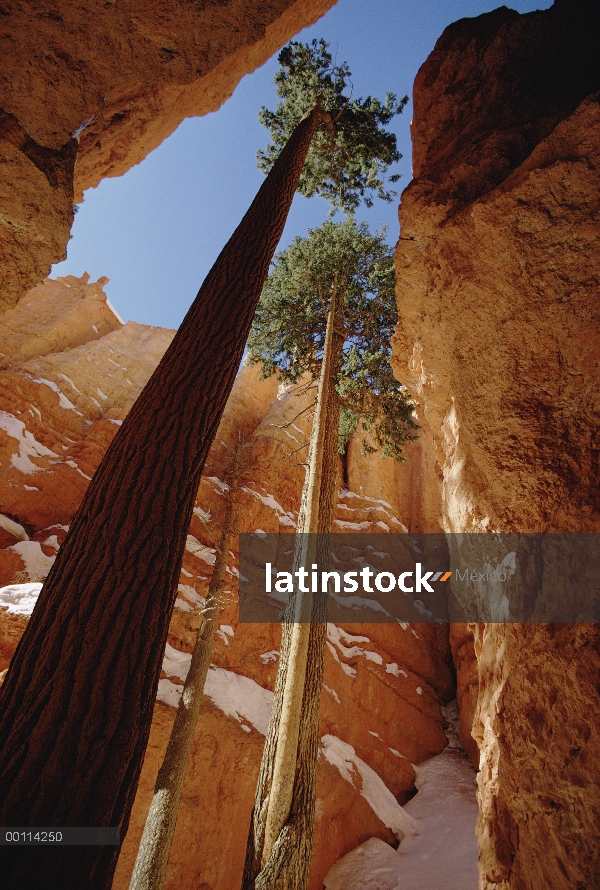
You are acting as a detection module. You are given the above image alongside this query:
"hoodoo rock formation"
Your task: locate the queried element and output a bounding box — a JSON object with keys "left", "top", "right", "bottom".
{"left": 393, "top": 2, "right": 600, "bottom": 888}
{"left": 0, "top": 276, "right": 465, "bottom": 889}
{"left": 0, "top": 0, "right": 336, "bottom": 313}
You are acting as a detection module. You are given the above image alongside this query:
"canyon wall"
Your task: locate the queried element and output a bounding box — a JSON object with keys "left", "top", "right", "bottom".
{"left": 393, "top": 2, "right": 600, "bottom": 887}
{"left": 0, "top": 0, "right": 336, "bottom": 314}
{"left": 0, "top": 276, "right": 458, "bottom": 889}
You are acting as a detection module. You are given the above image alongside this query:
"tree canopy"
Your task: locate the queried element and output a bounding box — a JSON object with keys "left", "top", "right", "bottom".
{"left": 257, "top": 39, "right": 408, "bottom": 213}
{"left": 247, "top": 218, "right": 419, "bottom": 459}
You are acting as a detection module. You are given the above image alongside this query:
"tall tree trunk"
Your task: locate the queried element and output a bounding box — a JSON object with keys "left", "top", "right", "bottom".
{"left": 241, "top": 285, "right": 344, "bottom": 890}
{"left": 0, "top": 107, "right": 327, "bottom": 890}
{"left": 129, "top": 441, "right": 241, "bottom": 890}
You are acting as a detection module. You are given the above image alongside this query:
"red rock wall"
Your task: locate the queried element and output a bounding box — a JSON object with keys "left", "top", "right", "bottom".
{"left": 0, "top": 0, "right": 337, "bottom": 313}
{"left": 393, "top": 3, "right": 600, "bottom": 887}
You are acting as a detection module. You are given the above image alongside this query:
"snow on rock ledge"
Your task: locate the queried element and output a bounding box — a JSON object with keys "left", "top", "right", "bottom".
{"left": 324, "top": 747, "right": 478, "bottom": 890}
{"left": 0, "top": 582, "right": 43, "bottom": 617}
{"left": 158, "top": 642, "right": 273, "bottom": 737}
{"left": 321, "top": 734, "right": 418, "bottom": 842}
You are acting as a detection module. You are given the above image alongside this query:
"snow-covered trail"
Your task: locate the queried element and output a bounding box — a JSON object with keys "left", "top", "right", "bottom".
{"left": 324, "top": 703, "right": 478, "bottom": 890}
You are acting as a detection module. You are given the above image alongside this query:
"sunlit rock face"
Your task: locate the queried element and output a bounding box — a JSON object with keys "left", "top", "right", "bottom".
{"left": 393, "top": 2, "right": 600, "bottom": 887}
{"left": 0, "top": 275, "right": 458, "bottom": 889}
{"left": 0, "top": 0, "right": 337, "bottom": 314}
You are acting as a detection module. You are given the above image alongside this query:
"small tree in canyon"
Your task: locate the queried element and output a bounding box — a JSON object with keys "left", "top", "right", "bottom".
{"left": 129, "top": 439, "right": 248, "bottom": 890}
{"left": 0, "top": 39, "right": 406, "bottom": 890}
{"left": 241, "top": 218, "right": 418, "bottom": 890}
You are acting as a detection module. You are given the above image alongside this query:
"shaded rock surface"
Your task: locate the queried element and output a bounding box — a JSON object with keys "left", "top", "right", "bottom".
{"left": 0, "top": 275, "right": 456, "bottom": 889}
{"left": 0, "top": 0, "right": 336, "bottom": 313}
{"left": 393, "top": 2, "right": 600, "bottom": 888}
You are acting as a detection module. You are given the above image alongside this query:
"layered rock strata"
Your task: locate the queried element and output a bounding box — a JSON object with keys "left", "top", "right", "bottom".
{"left": 393, "top": 3, "right": 600, "bottom": 887}
{"left": 0, "top": 275, "right": 458, "bottom": 889}
{"left": 0, "top": 0, "right": 336, "bottom": 313}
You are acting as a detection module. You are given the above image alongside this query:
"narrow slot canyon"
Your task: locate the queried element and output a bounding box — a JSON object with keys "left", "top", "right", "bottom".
{"left": 0, "top": 1, "right": 598, "bottom": 888}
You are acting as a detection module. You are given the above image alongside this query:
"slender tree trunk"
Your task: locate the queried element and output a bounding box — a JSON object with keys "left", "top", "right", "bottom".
{"left": 0, "top": 108, "right": 327, "bottom": 890}
{"left": 241, "top": 285, "right": 344, "bottom": 890}
{"left": 128, "top": 442, "right": 241, "bottom": 890}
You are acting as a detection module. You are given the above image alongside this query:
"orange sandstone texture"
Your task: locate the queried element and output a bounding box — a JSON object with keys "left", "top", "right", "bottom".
{"left": 0, "top": 275, "right": 455, "bottom": 889}
{"left": 393, "top": 2, "right": 600, "bottom": 888}
{"left": 0, "top": 0, "right": 337, "bottom": 313}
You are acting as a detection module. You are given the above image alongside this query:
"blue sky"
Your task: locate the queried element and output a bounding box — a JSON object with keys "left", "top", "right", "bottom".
{"left": 52, "top": 0, "right": 552, "bottom": 330}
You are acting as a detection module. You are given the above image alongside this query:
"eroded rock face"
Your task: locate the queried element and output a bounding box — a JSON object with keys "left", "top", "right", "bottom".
{"left": 0, "top": 109, "right": 77, "bottom": 312}
{"left": 0, "top": 273, "right": 122, "bottom": 365}
{"left": 393, "top": 3, "right": 600, "bottom": 887}
{"left": 0, "top": 0, "right": 336, "bottom": 313}
{"left": 0, "top": 275, "right": 455, "bottom": 889}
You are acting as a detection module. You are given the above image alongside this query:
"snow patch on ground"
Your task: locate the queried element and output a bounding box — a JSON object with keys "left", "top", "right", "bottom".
{"left": 0, "top": 514, "right": 29, "bottom": 541}
{"left": 157, "top": 644, "right": 273, "bottom": 736}
{"left": 323, "top": 684, "right": 341, "bottom": 704}
{"left": 385, "top": 663, "right": 408, "bottom": 678}
{"left": 204, "top": 667, "right": 273, "bottom": 734}
{"left": 327, "top": 623, "right": 383, "bottom": 670}
{"left": 324, "top": 837, "right": 406, "bottom": 890}
{"left": 65, "top": 460, "right": 92, "bottom": 481}
{"left": 326, "top": 640, "right": 356, "bottom": 678}
{"left": 157, "top": 678, "right": 184, "bottom": 709}
{"left": 33, "top": 378, "right": 80, "bottom": 413}
{"left": 207, "top": 476, "right": 229, "bottom": 492}
{"left": 339, "top": 491, "right": 393, "bottom": 509}
{"left": 185, "top": 535, "right": 216, "bottom": 565}
{"left": 216, "top": 624, "right": 234, "bottom": 645}
{"left": 59, "top": 372, "right": 81, "bottom": 394}
{"left": 0, "top": 411, "right": 57, "bottom": 474}
{"left": 9, "top": 541, "right": 55, "bottom": 580}
{"left": 177, "top": 584, "right": 205, "bottom": 609}
{"left": 389, "top": 748, "right": 406, "bottom": 760}
{"left": 162, "top": 642, "right": 192, "bottom": 680}
{"left": 243, "top": 487, "right": 296, "bottom": 527}
{"left": 323, "top": 738, "right": 478, "bottom": 890}
{"left": 0, "top": 582, "right": 43, "bottom": 616}
{"left": 174, "top": 599, "right": 192, "bottom": 612}
{"left": 321, "top": 735, "right": 418, "bottom": 842}
{"left": 260, "top": 650, "right": 279, "bottom": 665}
{"left": 334, "top": 519, "right": 372, "bottom": 531}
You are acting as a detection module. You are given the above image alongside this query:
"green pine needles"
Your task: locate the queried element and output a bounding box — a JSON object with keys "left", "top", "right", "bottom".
{"left": 257, "top": 39, "right": 408, "bottom": 213}
{"left": 247, "top": 218, "right": 419, "bottom": 460}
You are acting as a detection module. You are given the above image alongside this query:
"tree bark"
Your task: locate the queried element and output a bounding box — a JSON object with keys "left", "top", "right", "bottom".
{"left": 241, "top": 284, "right": 344, "bottom": 890}
{"left": 128, "top": 442, "right": 241, "bottom": 890}
{"left": 0, "top": 108, "right": 325, "bottom": 890}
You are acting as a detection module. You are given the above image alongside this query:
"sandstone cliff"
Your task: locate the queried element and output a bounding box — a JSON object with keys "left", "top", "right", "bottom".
{"left": 0, "top": 0, "right": 336, "bottom": 313}
{"left": 0, "top": 276, "right": 463, "bottom": 889}
{"left": 393, "top": 2, "right": 600, "bottom": 887}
